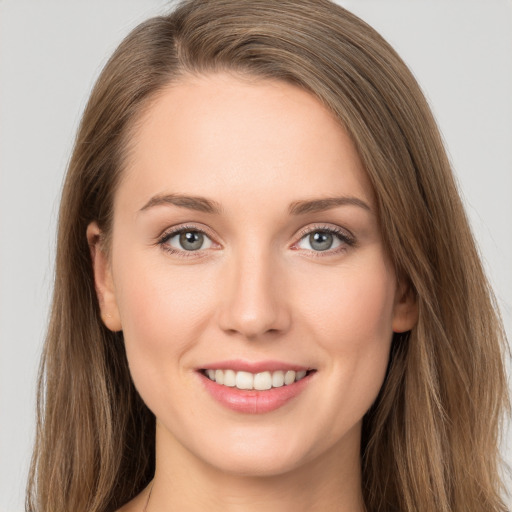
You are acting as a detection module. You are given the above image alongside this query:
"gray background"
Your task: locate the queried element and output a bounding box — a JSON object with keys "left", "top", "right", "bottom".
{"left": 1, "top": 1, "right": 510, "bottom": 510}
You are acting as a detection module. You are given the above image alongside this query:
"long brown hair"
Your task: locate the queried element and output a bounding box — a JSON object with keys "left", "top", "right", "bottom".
{"left": 27, "top": 1, "right": 510, "bottom": 510}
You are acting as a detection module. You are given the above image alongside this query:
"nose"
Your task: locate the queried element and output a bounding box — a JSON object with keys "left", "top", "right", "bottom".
{"left": 217, "top": 246, "right": 292, "bottom": 340}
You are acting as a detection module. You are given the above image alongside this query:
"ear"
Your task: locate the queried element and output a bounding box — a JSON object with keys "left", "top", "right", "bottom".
{"left": 392, "top": 279, "right": 418, "bottom": 333}
{"left": 86, "top": 222, "right": 122, "bottom": 332}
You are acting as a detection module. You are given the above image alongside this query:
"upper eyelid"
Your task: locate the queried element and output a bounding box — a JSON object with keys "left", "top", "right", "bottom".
{"left": 158, "top": 222, "right": 351, "bottom": 235}
{"left": 156, "top": 222, "right": 355, "bottom": 249}
{"left": 158, "top": 223, "right": 216, "bottom": 242}
{"left": 157, "top": 225, "right": 218, "bottom": 257}
{"left": 295, "top": 223, "right": 354, "bottom": 241}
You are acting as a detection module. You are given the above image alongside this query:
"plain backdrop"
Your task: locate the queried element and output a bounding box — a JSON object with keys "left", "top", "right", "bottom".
{"left": 0, "top": 1, "right": 510, "bottom": 510}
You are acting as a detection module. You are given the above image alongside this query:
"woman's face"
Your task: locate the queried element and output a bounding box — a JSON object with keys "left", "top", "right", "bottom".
{"left": 90, "top": 73, "right": 416, "bottom": 477}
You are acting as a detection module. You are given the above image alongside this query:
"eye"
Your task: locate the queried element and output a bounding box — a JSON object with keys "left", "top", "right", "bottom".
{"left": 295, "top": 227, "right": 354, "bottom": 253}
{"left": 162, "top": 229, "right": 213, "bottom": 252}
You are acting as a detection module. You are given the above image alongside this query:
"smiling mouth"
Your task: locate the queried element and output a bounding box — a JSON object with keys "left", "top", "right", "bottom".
{"left": 200, "top": 369, "right": 315, "bottom": 391}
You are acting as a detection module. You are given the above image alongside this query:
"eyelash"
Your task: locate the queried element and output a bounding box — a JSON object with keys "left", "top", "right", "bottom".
{"left": 157, "top": 224, "right": 356, "bottom": 258}
{"left": 157, "top": 224, "right": 216, "bottom": 259}
{"left": 293, "top": 224, "right": 356, "bottom": 256}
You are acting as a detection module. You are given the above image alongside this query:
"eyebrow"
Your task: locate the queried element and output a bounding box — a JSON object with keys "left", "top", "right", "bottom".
{"left": 139, "top": 193, "right": 371, "bottom": 216}
{"left": 139, "top": 194, "right": 222, "bottom": 214}
{"left": 288, "top": 196, "right": 372, "bottom": 215}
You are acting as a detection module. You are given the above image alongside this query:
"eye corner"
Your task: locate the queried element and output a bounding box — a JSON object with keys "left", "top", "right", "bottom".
{"left": 156, "top": 223, "right": 221, "bottom": 258}
{"left": 292, "top": 224, "right": 356, "bottom": 255}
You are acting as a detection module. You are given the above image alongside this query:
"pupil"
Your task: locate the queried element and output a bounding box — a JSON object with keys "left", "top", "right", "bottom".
{"left": 310, "top": 231, "right": 333, "bottom": 251}
{"left": 180, "top": 231, "right": 203, "bottom": 250}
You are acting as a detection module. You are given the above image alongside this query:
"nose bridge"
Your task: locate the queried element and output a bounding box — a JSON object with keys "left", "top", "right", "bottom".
{"left": 218, "top": 239, "right": 290, "bottom": 338}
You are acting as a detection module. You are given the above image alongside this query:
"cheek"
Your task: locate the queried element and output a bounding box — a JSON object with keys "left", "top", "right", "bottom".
{"left": 110, "top": 247, "right": 216, "bottom": 390}
{"left": 297, "top": 255, "right": 396, "bottom": 413}
{"left": 299, "top": 257, "right": 396, "bottom": 346}
{"left": 114, "top": 239, "right": 213, "bottom": 322}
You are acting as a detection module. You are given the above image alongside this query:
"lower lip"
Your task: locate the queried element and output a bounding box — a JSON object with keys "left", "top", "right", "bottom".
{"left": 199, "top": 372, "right": 314, "bottom": 414}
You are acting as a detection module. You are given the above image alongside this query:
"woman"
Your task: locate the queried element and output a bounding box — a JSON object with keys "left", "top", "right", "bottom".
{"left": 26, "top": 0, "right": 510, "bottom": 511}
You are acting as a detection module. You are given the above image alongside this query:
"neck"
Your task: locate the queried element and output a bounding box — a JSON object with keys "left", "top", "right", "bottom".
{"left": 148, "top": 422, "right": 365, "bottom": 512}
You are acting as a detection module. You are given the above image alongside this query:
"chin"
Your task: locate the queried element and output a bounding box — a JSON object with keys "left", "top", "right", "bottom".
{"left": 182, "top": 420, "right": 349, "bottom": 479}
{"left": 204, "top": 448, "right": 310, "bottom": 478}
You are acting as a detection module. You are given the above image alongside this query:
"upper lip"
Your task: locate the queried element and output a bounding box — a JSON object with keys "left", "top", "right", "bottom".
{"left": 199, "top": 359, "right": 312, "bottom": 373}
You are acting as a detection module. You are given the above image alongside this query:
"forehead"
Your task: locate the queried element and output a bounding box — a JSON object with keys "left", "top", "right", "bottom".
{"left": 117, "top": 72, "right": 374, "bottom": 213}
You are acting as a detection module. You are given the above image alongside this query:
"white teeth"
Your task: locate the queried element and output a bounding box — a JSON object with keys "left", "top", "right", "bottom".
{"left": 204, "top": 368, "right": 310, "bottom": 390}
{"left": 254, "top": 371, "right": 272, "bottom": 390}
{"left": 284, "top": 370, "right": 296, "bottom": 385}
{"left": 295, "top": 370, "right": 307, "bottom": 381}
{"left": 272, "top": 370, "right": 285, "bottom": 388}
{"left": 223, "top": 369, "right": 236, "bottom": 387}
{"left": 215, "top": 369, "right": 224, "bottom": 385}
{"left": 235, "top": 371, "right": 253, "bottom": 390}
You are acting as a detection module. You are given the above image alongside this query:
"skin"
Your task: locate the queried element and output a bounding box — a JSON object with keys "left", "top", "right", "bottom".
{"left": 88, "top": 73, "right": 417, "bottom": 512}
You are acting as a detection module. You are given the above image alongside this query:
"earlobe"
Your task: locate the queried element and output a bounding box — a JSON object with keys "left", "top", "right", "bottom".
{"left": 392, "top": 281, "right": 418, "bottom": 333}
{"left": 86, "top": 222, "right": 122, "bottom": 332}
